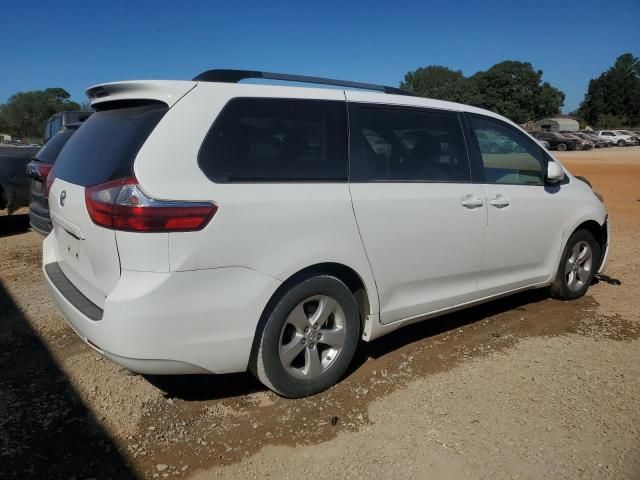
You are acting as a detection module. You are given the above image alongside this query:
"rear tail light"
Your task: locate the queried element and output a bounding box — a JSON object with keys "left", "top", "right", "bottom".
{"left": 38, "top": 163, "right": 54, "bottom": 179}
{"left": 27, "top": 161, "right": 53, "bottom": 180}
{"left": 45, "top": 166, "right": 57, "bottom": 198}
{"left": 85, "top": 177, "right": 217, "bottom": 232}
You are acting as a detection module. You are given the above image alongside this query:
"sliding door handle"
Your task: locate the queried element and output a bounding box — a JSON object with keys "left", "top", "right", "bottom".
{"left": 490, "top": 195, "right": 510, "bottom": 208}
{"left": 461, "top": 195, "right": 484, "bottom": 209}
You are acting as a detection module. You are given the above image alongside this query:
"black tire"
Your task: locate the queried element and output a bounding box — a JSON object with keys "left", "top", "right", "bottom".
{"left": 617, "top": 140, "right": 625, "bottom": 147}
{"left": 550, "top": 229, "right": 601, "bottom": 300}
{"left": 251, "top": 275, "right": 360, "bottom": 398}
{"left": 557, "top": 143, "right": 567, "bottom": 151}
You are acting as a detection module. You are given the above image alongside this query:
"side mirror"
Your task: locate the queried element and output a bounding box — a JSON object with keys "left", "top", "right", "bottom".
{"left": 546, "top": 161, "right": 565, "bottom": 184}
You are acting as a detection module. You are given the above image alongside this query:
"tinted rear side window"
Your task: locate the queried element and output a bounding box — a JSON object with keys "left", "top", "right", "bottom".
{"left": 54, "top": 103, "right": 167, "bottom": 187}
{"left": 349, "top": 105, "right": 471, "bottom": 182}
{"left": 35, "top": 129, "right": 75, "bottom": 164}
{"left": 198, "top": 98, "right": 348, "bottom": 182}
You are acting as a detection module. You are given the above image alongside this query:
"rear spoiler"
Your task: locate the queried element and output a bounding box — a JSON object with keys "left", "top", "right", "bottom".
{"left": 85, "top": 81, "right": 196, "bottom": 108}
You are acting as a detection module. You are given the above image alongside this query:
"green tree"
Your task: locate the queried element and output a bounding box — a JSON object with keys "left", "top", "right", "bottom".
{"left": 0, "top": 88, "right": 81, "bottom": 138}
{"left": 470, "top": 61, "right": 564, "bottom": 123}
{"left": 577, "top": 53, "right": 640, "bottom": 127}
{"left": 400, "top": 66, "right": 478, "bottom": 104}
{"left": 400, "top": 61, "right": 564, "bottom": 124}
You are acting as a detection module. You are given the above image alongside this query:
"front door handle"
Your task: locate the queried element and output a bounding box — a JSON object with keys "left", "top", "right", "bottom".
{"left": 490, "top": 195, "right": 510, "bottom": 208}
{"left": 461, "top": 194, "right": 484, "bottom": 209}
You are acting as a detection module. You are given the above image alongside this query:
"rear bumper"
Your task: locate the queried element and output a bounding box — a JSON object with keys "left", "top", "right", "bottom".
{"left": 43, "top": 235, "right": 281, "bottom": 375}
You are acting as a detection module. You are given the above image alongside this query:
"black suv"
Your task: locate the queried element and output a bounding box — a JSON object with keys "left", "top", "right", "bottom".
{"left": 531, "top": 132, "right": 578, "bottom": 151}
{"left": 27, "top": 124, "right": 82, "bottom": 234}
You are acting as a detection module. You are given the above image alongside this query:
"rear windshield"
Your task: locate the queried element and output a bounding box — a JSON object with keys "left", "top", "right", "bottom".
{"left": 54, "top": 103, "right": 167, "bottom": 186}
{"left": 35, "top": 129, "right": 75, "bottom": 164}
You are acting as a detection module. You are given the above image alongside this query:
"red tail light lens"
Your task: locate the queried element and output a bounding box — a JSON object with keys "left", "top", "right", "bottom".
{"left": 38, "top": 164, "right": 53, "bottom": 179}
{"left": 85, "top": 178, "right": 217, "bottom": 232}
{"left": 45, "top": 166, "right": 57, "bottom": 198}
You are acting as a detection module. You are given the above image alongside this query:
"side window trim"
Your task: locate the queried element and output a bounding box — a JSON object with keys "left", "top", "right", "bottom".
{"left": 459, "top": 112, "right": 486, "bottom": 183}
{"left": 463, "top": 112, "right": 548, "bottom": 186}
{"left": 347, "top": 102, "right": 472, "bottom": 184}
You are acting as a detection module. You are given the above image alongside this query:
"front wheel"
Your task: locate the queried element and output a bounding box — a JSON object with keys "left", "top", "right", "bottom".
{"left": 251, "top": 275, "right": 360, "bottom": 398}
{"left": 557, "top": 143, "right": 567, "bottom": 151}
{"left": 617, "top": 140, "right": 625, "bottom": 147}
{"left": 551, "top": 229, "right": 601, "bottom": 300}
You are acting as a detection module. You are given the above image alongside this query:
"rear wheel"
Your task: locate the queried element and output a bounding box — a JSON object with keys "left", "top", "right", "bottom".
{"left": 551, "top": 229, "right": 600, "bottom": 300}
{"left": 557, "top": 143, "right": 567, "bottom": 151}
{"left": 617, "top": 140, "right": 625, "bottom": 147}
{"left": 251, "top": 275, "right": 360, "bottom": 398}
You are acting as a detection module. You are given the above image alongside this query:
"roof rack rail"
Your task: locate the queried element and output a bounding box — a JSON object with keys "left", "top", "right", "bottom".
{"left": 192, "top": 69, "right": 415, "bottom": 97}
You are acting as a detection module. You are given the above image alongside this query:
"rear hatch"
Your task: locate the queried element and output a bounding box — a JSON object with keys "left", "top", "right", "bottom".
{"left": 47, "top": 102, "right": 169, "bottom": 307}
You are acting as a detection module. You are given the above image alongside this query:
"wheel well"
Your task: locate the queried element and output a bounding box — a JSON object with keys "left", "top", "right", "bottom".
{"left": 248, "top": 263, "right": 371, "bottom": 372}
{"left": 574, "top": 220, "right": 607, "bottom": 266}
{"left": 273, "top": 263, "right": 369, "bottom": 327}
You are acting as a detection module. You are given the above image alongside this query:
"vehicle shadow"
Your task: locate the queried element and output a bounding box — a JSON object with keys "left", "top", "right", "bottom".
{"left": 0, "top": 213, "right": 30, "bottom": 237}
{"left": 350, "top": 288, "right": 550, "bottom": 371}
{"left": 0, "top": 280, "right": 136, "bottom": 479}
{"left": 144, "top": 371, "right": 264, "bottom": 401}
{"left": 152, "top": 288, "right": 552, "bottom": 401}
{"left": 593, "top": 273, "right": 622, "bottom": 286}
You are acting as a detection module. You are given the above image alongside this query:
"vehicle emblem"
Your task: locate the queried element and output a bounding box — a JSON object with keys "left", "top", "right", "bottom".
{"left": 60, "top": 190, "right": 67, "bottom": 207}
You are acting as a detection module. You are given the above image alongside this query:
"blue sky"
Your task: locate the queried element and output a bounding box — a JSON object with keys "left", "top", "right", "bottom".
{"left": 3, "top": 0, "right": 639, "bottom": 112}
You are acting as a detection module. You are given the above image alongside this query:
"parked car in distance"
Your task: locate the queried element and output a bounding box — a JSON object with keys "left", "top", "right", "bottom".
{"left": 536, "top": 139, "right": 551, "bottom": 149}
{"left": 43, "top": 69, "right": 610, "bottom": 398}
{"left": 577, "top": 131, "right": 612, "bottom": 148}
{"left": 476, "top": 130, "right": 525, "bottom": 154}
{"left": 531, "top": 131, "right": 578, "bottom": 151}
{"left": 559, "top": 132, "right": 595, "bottom": 150}
{"left": 0, "top": 145, "right": 40, "bottom": 214}
{"left": 616, "top": 130, "right": 640, "bottom": 144}
{"left": 597, "top": 130, "right": 637, "bottom": 147}
{"left": 44, "top": 111, "right": 92, "bottom": 144}
{"left": 27, "top": 123, "right": 82, "bottom": 235}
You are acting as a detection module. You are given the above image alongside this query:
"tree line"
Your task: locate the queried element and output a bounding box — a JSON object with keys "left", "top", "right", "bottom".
{"left": 1, "top": 53, "right": 638, "bottom": 138}
{"left": 400, "top": 53, "right": 639, "bottom": 127}
{"left": 401, "top": 61, "right": 565, "bottom": 124}
{"left": 0, "top": 88, "right": 81, "bottom": 138}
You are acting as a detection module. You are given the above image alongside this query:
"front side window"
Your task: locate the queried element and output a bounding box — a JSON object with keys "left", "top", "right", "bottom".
{"left": 349, "top": 105, "right": 471, "bottom": 182}
{"left": 468, "top": 115, "right": 545, "bottom": 186}
{"left": 198, "top": 98, "right": 347, "bottom": 183}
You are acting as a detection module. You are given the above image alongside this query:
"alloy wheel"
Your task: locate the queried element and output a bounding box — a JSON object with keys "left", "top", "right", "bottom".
{"left": 278, "top": 295, "right": 346, "bottom": 379}
{"left": 565, "top": 240, "right": 593, "bottom": 292}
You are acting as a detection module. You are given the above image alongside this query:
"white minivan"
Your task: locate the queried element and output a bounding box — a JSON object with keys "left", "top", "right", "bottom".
{"left": 43, "top": 70, "right": 609, "bottom": 398}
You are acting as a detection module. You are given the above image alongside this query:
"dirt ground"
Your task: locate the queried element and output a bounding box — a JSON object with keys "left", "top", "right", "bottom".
{"left": 1, "top": 147, "right": 639, "bottom": 479}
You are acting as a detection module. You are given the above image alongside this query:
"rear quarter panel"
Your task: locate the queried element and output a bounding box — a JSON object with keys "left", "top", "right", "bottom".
{"left": 132, "top": 84, "right": 380, "bottom": 315}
